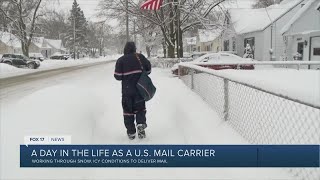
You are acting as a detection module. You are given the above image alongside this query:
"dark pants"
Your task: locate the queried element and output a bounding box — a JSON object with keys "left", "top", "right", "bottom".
{"left": 122, "top": 95, "right": 147, "bottom": 134}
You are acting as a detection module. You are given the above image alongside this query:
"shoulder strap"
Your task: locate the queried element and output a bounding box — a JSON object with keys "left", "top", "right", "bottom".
{"left": 135, "top": 53, "right": 144, "bottom": 70}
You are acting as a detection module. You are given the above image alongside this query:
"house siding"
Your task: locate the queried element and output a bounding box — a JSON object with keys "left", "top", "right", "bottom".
{"left": 267, "top": 3, "right": 303, "bottom": 61}
{"left": 238, "top": 32, "right": 264, "bottom": 60}
{"left": 227, "top": 0, "right": 306, "bottom": 61}
{"left": 285, "top": 1, "right": 320, "bottom": 35}
{"left": 0, "top": 41, "right": 12, "bottom": 54}
{"left": 283, "top": 0, "right": 320, "bottom": 63}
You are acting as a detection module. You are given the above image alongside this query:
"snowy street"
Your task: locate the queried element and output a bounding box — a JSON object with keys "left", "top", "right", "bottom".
{"left": 0, "top": 62, "right": 293, "bottom": 179}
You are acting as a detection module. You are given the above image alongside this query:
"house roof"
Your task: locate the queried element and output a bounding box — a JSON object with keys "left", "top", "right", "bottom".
{"left": 198, "top": 29, "right": 222, "bottom": 43}
{"left": 0, "top": 31, "right": 21, "bottom": 48}
{"left": 221, "top": 0, "right": 255, "bottom": 9}
{"left": 45, "top": 39, "right": 64, "bottom": 50}
{"left": 31, "top": 37, "right": 45, "bottom": 48}
{"left": 229, "top": 0, "right": 303, "bottom": 34}
{"left": 281, "top": 0, "right": 317, "bottom": 34}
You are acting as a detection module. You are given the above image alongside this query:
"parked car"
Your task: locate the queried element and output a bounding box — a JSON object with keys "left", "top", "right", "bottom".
{"left": 29, "top": 53, "right": 45, "bottom": 61}
{"left": 219, "top": 51, "right": 238, "bottom": 55}
{"left": 191, "top": 52, "right": 212, "bottom": 59}
{"left": 50, "top": 55, "right": 68, "bottom": 60}
{"left": 0, "top": 54, "right": 41, "bottom": 69}
{"left": 171, "top": 52, "right": 255, "bottom": 75}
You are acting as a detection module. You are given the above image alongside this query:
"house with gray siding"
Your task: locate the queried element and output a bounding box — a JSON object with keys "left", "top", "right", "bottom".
{"left": 224, "top": 0, "right": 307, "bottom": 61}
{"left": 281, "top": 0, "right": 320, "bottom": 69}
{"left": 0, "top": 31, "right": 21, "bottom": 54}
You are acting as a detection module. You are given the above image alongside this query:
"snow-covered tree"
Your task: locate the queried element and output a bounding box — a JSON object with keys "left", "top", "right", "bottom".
{"left": 98, "top": 0, "right": 227, "bottom": 58}
{"left": 0, "top": 0, "right": 46, "bottom": 56}
{"left": 37, "top": 10, "right": 69, "bottom": 40}
{"left": 252, "top": 0, "right": 283, "bottom": 8}
{"left": 65, "top": 0, "right": 88, "bottom": 57}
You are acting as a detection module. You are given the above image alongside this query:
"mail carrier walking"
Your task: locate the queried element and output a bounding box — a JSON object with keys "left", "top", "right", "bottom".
{"left": 114, "top": 42, "right": 153, "bottom": 140}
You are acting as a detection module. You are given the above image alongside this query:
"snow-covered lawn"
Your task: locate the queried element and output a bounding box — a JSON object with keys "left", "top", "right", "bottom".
{"left": 209, "top": 69, "right": 320, "bottom": 107}
{"left": 181, "top": 64, "right": 320, "bottom": 107}
{"left": 0, "top": 54, "right": 121, "bottom": 79}
{"left": 0, "top": 64, "right": 293, "bottom": 179}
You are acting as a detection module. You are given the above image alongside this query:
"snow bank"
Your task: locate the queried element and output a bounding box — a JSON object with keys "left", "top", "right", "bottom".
{"left": 0, "top": 63, "right": 34, "bottom": 78}
{"left": 1, "top": 84, "right": 105, "bottom": 178}
{"left": 0, "top": 63, "right": 29, "bottom": 73}
{"left": 181, "top": 64, "right": 320, "bottom": 107}
{"left": 214, "top": 69, "right": 320, "bottom": 107}
{"left": 0, "top": 54, "right": 121, "bottom": 79}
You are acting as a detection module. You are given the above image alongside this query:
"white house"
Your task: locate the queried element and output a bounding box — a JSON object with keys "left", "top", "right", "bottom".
{"left": 45, "top": 39, "right": 66, "bottom": 56}
{"left": 280, "top": 0, "right": 320, "bottom": 69}
{"left": 196, "top": 29, "right": 222, "bottom": 52}
{"left": 0, "top": 31, "right": 21, "bottom": 54}
{"left": 225, "top": 0, "right": 307, "bottom": 61}
{"left": 30, "top": 38, "right": 66, "bottom": 58}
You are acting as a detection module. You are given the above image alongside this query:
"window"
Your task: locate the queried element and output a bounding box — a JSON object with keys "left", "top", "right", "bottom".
{"left": 244, "top": 37, "right": 255, "bottom": 58}
{"left": 295, "top": 42, "right": 304, "bottom": 60}
{"left": 314, "top": 48, "right": 320, "bottom": 56}
{"left": 244, "top": 37, "right": 255, "bottom": 48}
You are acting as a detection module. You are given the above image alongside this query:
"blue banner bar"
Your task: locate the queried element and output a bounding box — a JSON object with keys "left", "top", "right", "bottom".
{"left": 20, "top": 145, "right": 320, "bottom": 167}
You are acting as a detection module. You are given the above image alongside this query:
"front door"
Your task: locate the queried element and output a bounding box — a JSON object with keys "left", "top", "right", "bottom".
{"left": 310, "top": 36, "right": 320, "bottom": 69}
{"left": 296, "top": 42, "right": 304, "bottom": 60}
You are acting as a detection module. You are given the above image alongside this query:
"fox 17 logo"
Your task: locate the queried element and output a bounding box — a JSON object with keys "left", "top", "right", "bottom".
{"left": 29, "top": 137, "right": 45, "bottom": 142}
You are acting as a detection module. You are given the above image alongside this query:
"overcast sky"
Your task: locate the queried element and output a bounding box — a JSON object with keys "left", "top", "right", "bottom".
{"left": 55, "top": 0, "right": 100, "bottom": 20}
{"left": 52, "top": 0, "right": 255, "bottom": 27}
{"left": 54, "top": 0, "right": 255, "bottom": 17}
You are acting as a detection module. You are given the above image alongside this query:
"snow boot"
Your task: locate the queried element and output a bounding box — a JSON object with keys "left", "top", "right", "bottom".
{"left": 137, "top": 124, "right": 147, "bottom": 139}
{"left": 127, "top": 133, "right": 136, "bottom": 140}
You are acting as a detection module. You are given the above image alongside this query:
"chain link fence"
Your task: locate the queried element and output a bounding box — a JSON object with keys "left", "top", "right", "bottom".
{"left": 179, "top": 64, "right": 320, "bottom": 180}
{"left": 150, "top": 58, "right": 193, "bottom": 68}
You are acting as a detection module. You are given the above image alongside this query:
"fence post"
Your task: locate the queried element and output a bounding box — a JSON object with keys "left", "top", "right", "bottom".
{"left": 223, "top": 78, "right": 229, "bottom": 121}
{"left": 191, "top": 69, "right": 194, "bottom": 90}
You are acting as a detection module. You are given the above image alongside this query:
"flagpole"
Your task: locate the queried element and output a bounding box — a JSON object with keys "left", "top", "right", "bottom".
{"left": 126, "top": 0, "right": 130, "bottom": 42}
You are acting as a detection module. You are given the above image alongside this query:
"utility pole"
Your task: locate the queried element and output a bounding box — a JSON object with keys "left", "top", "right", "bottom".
{"left": 134, "top": 18, "right": 137, "bottom": 44}
{"left": 126, "top": 0, "right": 129, "bottom": 42}
{"left": 100, "top": 23, "right": 104, "bottom": 56}
{"left": 73, "top": 15, "right": 76, "bottom": 60}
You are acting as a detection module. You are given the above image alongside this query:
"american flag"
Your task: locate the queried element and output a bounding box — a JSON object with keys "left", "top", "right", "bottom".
{"left": 140, "top": 0, "right": 164, "bottom": 10}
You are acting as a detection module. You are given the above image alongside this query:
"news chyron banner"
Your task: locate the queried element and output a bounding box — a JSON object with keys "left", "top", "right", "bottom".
{"left": 20, "top": 137, "right": 320, "bottom": 168}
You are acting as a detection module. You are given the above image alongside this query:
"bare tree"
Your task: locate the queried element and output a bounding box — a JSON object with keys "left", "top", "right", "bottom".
{"left": 0, "top": 0, "right": 47, "bottom": 57}
{"left": 98, "top": 0, "right": 227, "bottom": 58}
{"left": 36, "top": 10, "right": 69, "bottom": 41}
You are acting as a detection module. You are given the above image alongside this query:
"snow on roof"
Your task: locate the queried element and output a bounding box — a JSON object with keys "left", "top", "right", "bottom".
{"left": 230, "top": 0, "right": 303, "bottom": 34}
{"left": 31, "top": 37, "right": 45, "bottom": 48}
{"left": 198, "top": 29, "right": 222, "bottom": 43}
{"left": 45, "top": 39, "right": 63, "bottom": 50}
{"left": 281, "top": 0, "right": 317, "bottom": 34}
{"left": 0, "top": 31, "right": 21, "bottom": 48}
{"left": 222, "top": 0, "right": 255, "bottom": 9}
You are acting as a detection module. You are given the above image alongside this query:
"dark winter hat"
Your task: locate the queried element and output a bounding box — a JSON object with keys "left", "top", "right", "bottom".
{"left": 124, "top": 42, "right": 137, "bottom": 55}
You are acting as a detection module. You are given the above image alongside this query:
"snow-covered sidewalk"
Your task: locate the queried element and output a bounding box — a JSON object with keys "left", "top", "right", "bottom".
{"left": 0, "top": 54, "right": 121, "bottom": 79}
{"left": 0, "top": 63, "right": 293, "bottom": 179}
